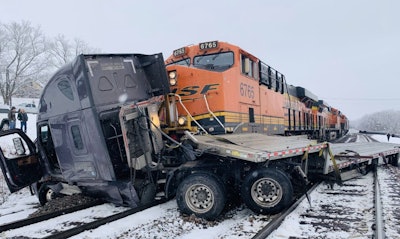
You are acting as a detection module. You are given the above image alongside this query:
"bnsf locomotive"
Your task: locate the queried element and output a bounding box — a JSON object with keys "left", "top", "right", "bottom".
{"left": 163, "top": 40, "right": 349, "bottom": 141}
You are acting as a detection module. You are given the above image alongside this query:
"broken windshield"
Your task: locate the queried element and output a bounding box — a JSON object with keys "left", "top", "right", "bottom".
{"left": 193, "top": 52, "right": 234, "bottom": 72}
{"left": 166, "top": 58, "right": 190, "bottom": 66}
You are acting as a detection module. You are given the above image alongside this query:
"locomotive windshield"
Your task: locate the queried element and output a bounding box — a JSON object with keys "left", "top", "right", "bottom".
{"left": 193, "top": 52, "right": 234, "bottom": 72}
{"left": 166, "top": 58, "right": 190, "bottom": 66}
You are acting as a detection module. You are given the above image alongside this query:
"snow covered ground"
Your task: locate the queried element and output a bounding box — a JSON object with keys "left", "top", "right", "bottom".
{"left": 0, "top": 98, "right": 399, "bottom": 238}
{"left": 268, "top": 134, "right": 400, "bottom": 239}
{"left": 0, "top": 97, "right": 38, "bottom": 140}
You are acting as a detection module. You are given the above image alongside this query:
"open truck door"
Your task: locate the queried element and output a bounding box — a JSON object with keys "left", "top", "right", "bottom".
{"left": 0, "top": 129, "right": 42, "bottom": 192}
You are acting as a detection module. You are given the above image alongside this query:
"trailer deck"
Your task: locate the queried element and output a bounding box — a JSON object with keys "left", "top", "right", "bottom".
{"left": 188, "top": 133, "right": 327, "bottom": 162}
{"left": 189, "top": 133, "right": 400, "bottom": 181}
{"left": 327, "top": 142, "right": 400, "bottom": 173}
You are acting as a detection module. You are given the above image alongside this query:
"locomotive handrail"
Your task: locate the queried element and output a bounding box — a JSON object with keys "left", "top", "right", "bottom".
{"left": 203, "top": 94, "right": 226, "bottom": 133}
{"left": 173, "top": 93, "right": 208, "bottom": 134}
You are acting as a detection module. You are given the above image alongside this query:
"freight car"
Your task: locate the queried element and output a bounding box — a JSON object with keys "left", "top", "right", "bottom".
{"left": 0, "top": 52, "right": 394, "bottom": 222}
{"left": 164, "top": 40, "right": 349, "bottom": 141}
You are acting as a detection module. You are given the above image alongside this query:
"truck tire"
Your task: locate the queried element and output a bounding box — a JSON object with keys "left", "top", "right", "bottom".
{"left": 176, "top": 173, "right": 226, "bottom": 220}
{"left": 241, "top": 168, "right": 293, "bottom": 214}
{"left": 38, "top": 184, "right": 57, "bottom": 206}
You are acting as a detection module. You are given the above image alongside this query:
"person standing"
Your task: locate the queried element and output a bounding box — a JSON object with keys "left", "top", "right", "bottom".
{"left": 18, "top": 108, "right": 28, "bottom": 133}
{"left": 8, "top": 106, "right": 16, "bottom": 129}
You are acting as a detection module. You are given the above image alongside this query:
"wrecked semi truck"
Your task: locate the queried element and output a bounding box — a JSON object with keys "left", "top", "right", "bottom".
{"left": 1, "top": 53, "right": 384, "bottom": 221}
{"left": 0, "top": 53, "right": 171, "bottom": 208}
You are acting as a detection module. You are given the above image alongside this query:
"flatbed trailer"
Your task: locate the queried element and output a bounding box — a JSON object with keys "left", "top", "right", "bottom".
{"left": 165, "top": 132, "right": 330, "bottom": 220}
{"left": 308, "top": 142, "right": 400, "bottom": 181}
{"left": 186, "top": 133, "right": 327, "bottom": 162}
{"left": 174, "top": 133, "right": 400, "bottom": 219}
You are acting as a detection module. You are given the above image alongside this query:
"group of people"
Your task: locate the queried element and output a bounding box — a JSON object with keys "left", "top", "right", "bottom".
{"left": 7, "top": 106, "right": 28, "bottom": 132}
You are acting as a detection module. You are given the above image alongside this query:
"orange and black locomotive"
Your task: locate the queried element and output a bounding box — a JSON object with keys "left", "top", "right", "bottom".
{"left": 162, "top": 40, "right": 348, "bottom": 141}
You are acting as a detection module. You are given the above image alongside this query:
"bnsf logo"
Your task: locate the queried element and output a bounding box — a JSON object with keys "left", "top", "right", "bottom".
{"left": 171, "top": 84, "right": 219, "bottom": 96}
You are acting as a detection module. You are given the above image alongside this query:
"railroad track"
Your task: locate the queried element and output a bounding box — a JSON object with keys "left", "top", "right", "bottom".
{"left": 252, "top": 183, "right": 321, "bottom": 239}
{"left": 0, "top": 143, "right": 398, "bottom": 238}
{"left": 0, "top": 198, "right": 167, "bottom": 238}
{"left": 332, "top": 132, "right": 378, "bottom": 143}
{"left": 376, "top": 165, "right": 400, "bottom": 238}
{"left": 0, "top": 199, "right": 103, "bottom": 233}
{"left": 264, "top": 164, "right": 400, "bottom": 238}
{"left": 2, "top": 167, "right": 398, "bottom": 238}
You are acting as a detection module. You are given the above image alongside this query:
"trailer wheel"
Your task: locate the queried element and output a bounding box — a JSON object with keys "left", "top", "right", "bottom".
{"left": 38, "top": 184, "right": 57, "bottom": 206}
{"left": 241, "top": 168, "right": 293, "bottom": 214}
{"left": 176, "top": 173, "right": 226, "bottom": 220}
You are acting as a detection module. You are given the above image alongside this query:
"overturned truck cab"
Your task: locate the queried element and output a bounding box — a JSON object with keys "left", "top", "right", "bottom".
{"left": 0, "top": 53, "right": 171, "bottom": 206}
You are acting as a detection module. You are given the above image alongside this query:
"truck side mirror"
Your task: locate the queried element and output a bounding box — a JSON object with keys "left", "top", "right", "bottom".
{"left": 13, "top": 138, "right": 26, "bottom": 155}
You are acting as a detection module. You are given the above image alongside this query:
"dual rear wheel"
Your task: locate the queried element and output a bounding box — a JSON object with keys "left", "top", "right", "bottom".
{"left": 176, "top": 173, "right": 226, "bottom": 220}
{"left": 240, "top": 168, "right": 293, "bottom": 214}
{"left": 176, "top": 168, "right": 293, "bottom": 220}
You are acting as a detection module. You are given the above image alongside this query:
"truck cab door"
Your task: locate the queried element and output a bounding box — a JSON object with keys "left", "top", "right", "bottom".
{"left": 0, "top": 129, "right": 43, "bottom": 193}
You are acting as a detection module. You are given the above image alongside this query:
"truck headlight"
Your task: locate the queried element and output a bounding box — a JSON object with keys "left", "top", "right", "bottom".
{"left": 169, "top": 71, "right": 177, "bottom": 86}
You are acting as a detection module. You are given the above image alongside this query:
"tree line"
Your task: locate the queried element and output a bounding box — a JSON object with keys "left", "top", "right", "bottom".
{"left": 353, "top": 110, "right": 400, "bottom": 134}
{"left": 0, "top": 21, "right": 99, "bottom": 106}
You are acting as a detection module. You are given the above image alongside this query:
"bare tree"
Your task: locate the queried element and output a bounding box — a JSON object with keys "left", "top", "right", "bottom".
{"left": 48, "top": 34, "right": 100, "bottom": 69}
{"left": 48, "top": 34, "right": 72, "bottom": 69}
{"left": 0, "top": 21, "right": 48, "bottom": 105}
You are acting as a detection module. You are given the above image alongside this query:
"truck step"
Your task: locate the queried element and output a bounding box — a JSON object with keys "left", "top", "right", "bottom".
{"left": 155, "top": 192, "right": 165, "bottom": 200}
{"left": 157, "top": 178, "right": 167, "bottom": 184}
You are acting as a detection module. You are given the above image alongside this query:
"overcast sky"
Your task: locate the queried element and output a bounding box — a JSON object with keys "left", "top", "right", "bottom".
{"left": 1, "top": 0, "right": 399, "bottom": 120}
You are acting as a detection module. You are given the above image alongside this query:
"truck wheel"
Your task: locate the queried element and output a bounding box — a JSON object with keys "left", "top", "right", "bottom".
{"left": 241, "top": 168, "right": 293, "bottom": 214}
{"left": 176, "top": 173, "right": 226, "bottom": 220}
{"left": 38, "top": 184, "right": 57, "bottom": 206}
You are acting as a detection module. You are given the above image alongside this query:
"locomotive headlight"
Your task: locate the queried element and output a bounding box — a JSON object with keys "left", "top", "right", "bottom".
{"left": 178, "top": 117, "right": 186, "bottom": 126}
{"left": 169, "top": 71, "right": 177, "bottom": 86}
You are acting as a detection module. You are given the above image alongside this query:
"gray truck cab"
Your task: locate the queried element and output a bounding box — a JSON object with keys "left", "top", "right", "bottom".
{"left": 0, "top": 53, "right": 170, "bottom": 206}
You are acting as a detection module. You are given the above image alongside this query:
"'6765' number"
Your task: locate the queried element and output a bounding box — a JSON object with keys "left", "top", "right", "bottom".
{"left": 240, "top": 83, "right": 254, "bottom": 99}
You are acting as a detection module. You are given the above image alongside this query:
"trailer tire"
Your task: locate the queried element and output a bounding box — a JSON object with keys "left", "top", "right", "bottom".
{"left": 38, "top": 184, "right": 57, "bottom": 206}
{"left": 241, "top": 168, "right": 293, "bottom": 214}
{"left": 176, "top": 173, "right": 226, "bottom": 220}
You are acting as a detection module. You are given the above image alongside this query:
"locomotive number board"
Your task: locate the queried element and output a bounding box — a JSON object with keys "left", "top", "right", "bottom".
{"left": 199, "top": 41, "right": 218, "bottom": 50}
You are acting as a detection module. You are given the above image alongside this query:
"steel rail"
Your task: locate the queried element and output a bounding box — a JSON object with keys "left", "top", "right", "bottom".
{"left": 252, "top": 182, "right": 321, "bottom": 239}
{"left": 43, "top": 198, "right": 168, "bottom": 239}
{"left": 373, "top": 168, "right": 385, "bottom": 239}
{"left": 0, "top": 200, "right": 103, "bottom": 233}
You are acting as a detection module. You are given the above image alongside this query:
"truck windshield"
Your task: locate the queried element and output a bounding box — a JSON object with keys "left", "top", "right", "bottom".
{"left": 193, "top": 52, "right": 234, "bottom": 72}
